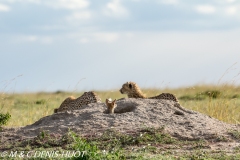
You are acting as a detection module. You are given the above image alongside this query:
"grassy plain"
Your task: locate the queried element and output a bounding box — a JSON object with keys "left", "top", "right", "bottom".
{"left": 0, "top": 84, "right": 240, "bottom": 127}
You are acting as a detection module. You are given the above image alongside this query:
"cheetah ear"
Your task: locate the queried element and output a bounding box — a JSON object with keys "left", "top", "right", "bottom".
{"left": 129, "top": 83, "right": 132, "bottom": 89}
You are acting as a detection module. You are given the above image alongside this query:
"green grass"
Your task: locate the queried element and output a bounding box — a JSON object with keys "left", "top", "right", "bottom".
{"left": 0, "top": 130, "right": 126, "bottom": 160}
{"left": 2, "top": 128, "right": 240, "bottom": 160}
{"left": 1, "top": 84, "right": 240, "bottom": 127}
{"left": 88, "top": 127, "right": 175, "bottom": 151}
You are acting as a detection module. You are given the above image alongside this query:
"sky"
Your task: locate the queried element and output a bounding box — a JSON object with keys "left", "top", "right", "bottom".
{"left": 1, "top": 0, "right": 240, "bottom": 92}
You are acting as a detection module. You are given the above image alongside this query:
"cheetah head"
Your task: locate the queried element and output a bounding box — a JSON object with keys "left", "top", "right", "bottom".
{"left": 119, "top": 81, "right": 146, "bottom": 98}
{"left": 119, "top": 81, "right": 137, "bottom": 94}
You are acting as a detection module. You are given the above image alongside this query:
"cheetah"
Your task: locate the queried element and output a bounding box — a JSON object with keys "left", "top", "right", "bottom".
{"left": 54, "top": 96, "right": 75, "bottom": 113}
{"left": 105, "top": 98, "right": 117, "bottom": 114}
{"left": 120, "top": 81, "right": 196, "bottom": 114}
{"left": 54, "top": 91, "right": 101, "bottom": 113}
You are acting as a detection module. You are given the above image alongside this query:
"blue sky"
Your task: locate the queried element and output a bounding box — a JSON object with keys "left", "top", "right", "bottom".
{"left": 1, "top": 0, "right": 240, "bottom": 92}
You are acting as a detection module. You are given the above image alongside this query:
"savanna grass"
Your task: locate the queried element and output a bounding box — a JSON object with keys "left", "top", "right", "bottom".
{"left": 0, "top": 84, "right": 240, "bottom": 127}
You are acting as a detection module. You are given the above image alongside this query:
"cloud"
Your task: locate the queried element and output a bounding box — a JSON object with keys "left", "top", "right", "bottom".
{"left": 104, "top": 0, "right": 129, "bottom": 18}
{"left": 93, "top": 32, "right": 119, "bottom": 43}
{"left": 6, "top": 0, "right": 41, "bottom": 4}
{"left": 65, "top": 11, "right": 91, "bottom": 21}
{"left": 225, "top": 6, "right": 237, "bottom": 15}
{"left": 0, "top": 3, "right": 10, "bottom": 12}
{"left": 13, "top": 35, "right": 53, "bottom": 44}
{"left": 226, "top": 0, "right": 236, "bottom": 3}
{"left": 67, "top": 32, "right": 120, "bottom": 43}
{"left": 79, "top": 38, "right": 89, "bottom": 43}
{"left": 158, "top": 0, "right": 179, "bottom": 5}
{"left": 5, "top": 0, "right": 89, "bottom": 10}
{"left": 45, "top": 0, "right": 89, "bottom": 10}
{"left": 41, "top": 37, "right": 53, "bottom": 44}
{"left": 22, "top": 35, "right": 38, "bottom": 42}
{"left": 195, "top": 5, "right": 216, "bottom": 14}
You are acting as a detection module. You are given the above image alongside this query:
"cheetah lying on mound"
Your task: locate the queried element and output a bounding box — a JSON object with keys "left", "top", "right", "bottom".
{"left": 120, "top": 81, "right": 196, "bottom": 114}
{"left": 54, "top": 91, "right": 101, "bottom": 113}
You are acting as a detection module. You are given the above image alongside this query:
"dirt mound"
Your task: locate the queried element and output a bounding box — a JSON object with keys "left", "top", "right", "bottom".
{"left": 1, "top": 99, "right": 239, "bottom": 143}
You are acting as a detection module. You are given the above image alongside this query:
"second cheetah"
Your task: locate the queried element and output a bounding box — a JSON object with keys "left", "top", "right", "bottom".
{"left": 54, "top": 91, "right": 101, "bottom": 113}
{"left": 120, "top": 81, "right": 196, "bottom": 114}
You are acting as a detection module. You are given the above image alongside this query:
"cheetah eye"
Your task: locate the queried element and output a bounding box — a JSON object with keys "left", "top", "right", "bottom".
{"left": 129, "top": 83, "right": 132, "bottom": 89}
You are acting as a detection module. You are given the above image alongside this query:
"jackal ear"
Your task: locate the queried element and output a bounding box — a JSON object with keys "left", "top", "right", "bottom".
{"left": 113, "top": 99, "right": 116, "bottom": 103}
{"left": 129, "top": 83, "right": 132, "bottom": 89}
{"left": 105, "top": 99, "right": 109, "bottom": 103}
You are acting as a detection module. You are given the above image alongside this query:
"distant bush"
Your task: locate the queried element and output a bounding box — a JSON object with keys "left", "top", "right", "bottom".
{"left": 195, "top": 93, "right": 208, "bottom": 100}
{"left": 179, "top": 90, "right": 221, "bottom": 101}
{"left": 179, "top": 94, "right": 207, "bottom": 101}
{"left": 232, "top": 94, "right": 240, "bottom": 99}
{"left": 35, "top": 99, "right": 46, "bottom": 105}
{"left": 0, "top": 112, "right": 11, "bottom": 129}
{"left": 54, "top": 90, "right": 66, "bottom": 94}
{"left": 179, "top": 95, "right": 196, "bottom": 101}
{"left": 203, "top": 90, "right": 221, "bottom": 99}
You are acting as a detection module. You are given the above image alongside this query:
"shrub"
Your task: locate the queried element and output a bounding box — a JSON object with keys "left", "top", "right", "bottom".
{"left": 35, "top": 99, "right": 46, "bottom": 105}
{"left": 232, "top": 94, "right": 240, "bottom": 99}
{"left": 203, "top": 90, "right": 221, "bottom": 99}
{"left": 0, "top": 112, "right": 11, "bottom": 129}
{"left": 179, "top": 95, "right": 195, "bottom": 101}
{"left": 179, "top": 94, "right": 206, "bottom": 101}
{"left": 195, "top": 93, "right": 207, "bottom": 100}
